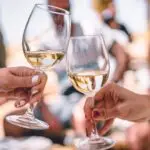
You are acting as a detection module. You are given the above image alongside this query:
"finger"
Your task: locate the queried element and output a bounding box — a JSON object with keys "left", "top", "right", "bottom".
{"left": 15, "top": 99, "right": 28, "bottom": 108}
{"left": 85, "top": 119, "right": 93, "bottom": 137}
{"left": 97, "top": 119, "right": 114, "bottom": 135}
{"left": 9, "top": 67, "right": 37, "bottom": 77}
{"left": 31, "top": 73, "right": 47, "bottom": 95}
{"left": 6, "top": 89, "right": 30, "bottom": 107}
{"left": 84, "top": 97, "right": 94, "bottom": 120}
{"left": 11, "top": 74, "right": 40, "bottom": 88}
{"left": 92, "top": 107, "right": 118, "bottom": 121}
{"left": 94, "top": 83, "right": 116, "bottom": 102}
{"left": 30, "top": 92, "right": 42, "bottom": 104}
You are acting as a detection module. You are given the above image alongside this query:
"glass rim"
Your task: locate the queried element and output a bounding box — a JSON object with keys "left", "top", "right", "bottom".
{"left": 35, "top": 4, "right": 70, "bottom": 15}
{"left": 70, "top": 34, "right": 103, "bottom": 40}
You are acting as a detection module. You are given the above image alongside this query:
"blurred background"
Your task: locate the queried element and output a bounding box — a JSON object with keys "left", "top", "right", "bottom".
{"left": 0, "top": 0, "right": 149, "bottom": 149}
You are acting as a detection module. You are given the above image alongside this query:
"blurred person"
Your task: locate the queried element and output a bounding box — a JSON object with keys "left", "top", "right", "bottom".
{"left": 50, "top": 0, "right": 129, "bottom": 82}
{"left": 0, "top": 66, "right": 47, "bottom": 106}
{"left": 49, "top": 0, "right": 130, "bottom": 89}
{"left": 102, "top": 0, "right": 133, "bottom": 42}
{"left": 82, "top": 0, "right": 129, "bottom": 82}
{"left": 48, "top": 0, "right": 84, "bottom": 95}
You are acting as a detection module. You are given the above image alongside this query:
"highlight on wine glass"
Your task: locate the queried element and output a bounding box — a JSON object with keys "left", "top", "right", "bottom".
{"left": 6, "top": 4, "right": 71, "bottom": 130}
{"left": 67, "top": 35, "right": 115, "bottom": 150}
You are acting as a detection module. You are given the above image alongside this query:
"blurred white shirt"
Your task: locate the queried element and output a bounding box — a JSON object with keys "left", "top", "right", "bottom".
{"left": 80, "top": 11, "right": 128, "bottom": 49}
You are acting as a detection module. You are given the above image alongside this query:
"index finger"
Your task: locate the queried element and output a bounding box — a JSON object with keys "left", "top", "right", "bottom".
{"left": 84, "top": 97, "right": 94, "bottom": 120}
{"left": 9, "top": 67, "right": 37, "bottom": 77}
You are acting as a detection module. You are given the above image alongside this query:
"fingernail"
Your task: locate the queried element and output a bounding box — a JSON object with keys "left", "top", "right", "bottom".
{"left": 32, "top": 90, "right": 39, "bottom": 95}
{"left": 15, "top": 100, "right": 26, "bottom": 108}
{"left": 32, "top": 75, "right": 39, "bottom": 85}
{"left": 93, "top": 110, "right": 100, "bottom": 118}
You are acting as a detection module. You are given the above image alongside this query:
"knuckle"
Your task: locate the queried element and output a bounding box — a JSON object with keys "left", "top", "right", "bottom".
{"left": 107, "top": 82, "right": 116, "bottom": 90}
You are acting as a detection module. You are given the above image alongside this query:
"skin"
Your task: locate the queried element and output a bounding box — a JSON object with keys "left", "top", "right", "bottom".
{"left": 84, "top": 83, "right": 150, "bottom": 135}
{"left": 126, "top": 122, "right": 150, "bottom": 150}
{"left": 110, "top": 42, "right": 129, "bottom": 82}
{"left": 0, "top": 67, "right": 47, "bottom": 107}
{"left": 48, "top": 0, "right": 69, "bottom": 9}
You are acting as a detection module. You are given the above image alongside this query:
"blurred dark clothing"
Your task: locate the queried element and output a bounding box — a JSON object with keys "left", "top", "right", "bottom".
{"left": 0, "top": 28, "right": 6, "bottom": 67}
{"left": 119, "top": 24, "right": 131, "bottom": 40}
{"left": 104, "top": 17, "right": 132, "bottom": 42}
{"left": 103, "top": 11, "right": 132, "bottom": 42}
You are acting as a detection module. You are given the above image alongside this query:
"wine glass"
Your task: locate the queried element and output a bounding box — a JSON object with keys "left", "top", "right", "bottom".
{"left": 6, "top": 4, "right": 70, "bottom": 130}
{"left": 67, "top": 35, "right": 115, "bottom": 149}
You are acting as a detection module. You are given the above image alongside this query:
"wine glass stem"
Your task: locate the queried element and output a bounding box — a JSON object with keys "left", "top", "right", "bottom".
{"left": 93, "top": 121, "right": 98, "bottom": 135}
{"left": 24, "top": 67, "right": 43, "bottom": 119}
{"left": 90, "top": 95, "right": 99, "bottom": 137}
{"left": 24, "top": 104, "right": 34, "bottom": 119}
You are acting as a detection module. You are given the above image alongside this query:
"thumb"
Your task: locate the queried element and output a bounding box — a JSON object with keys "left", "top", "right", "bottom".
{"left": 92, "top": 107, "right": 118, "bottom": 121}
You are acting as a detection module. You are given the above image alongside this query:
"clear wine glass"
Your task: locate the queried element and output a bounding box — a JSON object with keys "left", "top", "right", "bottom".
{"left": 6, "top": 4, "right": 70, "bottom": 130}
{"left": 67, "top": 35, "right": 115, "bottom": 150}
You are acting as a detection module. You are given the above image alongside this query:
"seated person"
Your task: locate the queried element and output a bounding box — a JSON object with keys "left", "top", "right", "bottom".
{"left": 102, "top": 0, "right": 133, "bottom": 42}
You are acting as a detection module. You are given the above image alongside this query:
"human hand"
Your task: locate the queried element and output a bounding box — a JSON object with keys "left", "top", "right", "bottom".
{"left": 126, "top": 122, "right": 150, "bottom": 150}
{"left": 0, "top": 67, "right": 47, "bottom": 107}
{"left": 84, "top": 83, "right": 150, "bottom": 136}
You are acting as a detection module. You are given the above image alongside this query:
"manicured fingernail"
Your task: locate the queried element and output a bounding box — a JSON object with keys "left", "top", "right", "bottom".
{"left": 93, "top": 110, "right": 100, "bottom": 118}
{"left": 32, "top": 90, "right": 39, "bottom": 95}
{"left": 32, "top": 75, "right": 39, "bottom": 85}
{"left": 15, "top": 100, "right": 26, "bottom": 108}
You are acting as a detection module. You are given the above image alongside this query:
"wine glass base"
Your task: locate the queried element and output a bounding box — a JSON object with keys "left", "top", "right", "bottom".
{"left": 76, "top": 137, "right": 115, "bottom": 150}
{"left": 6, "top": 115, "right": 49, "bottom": 130}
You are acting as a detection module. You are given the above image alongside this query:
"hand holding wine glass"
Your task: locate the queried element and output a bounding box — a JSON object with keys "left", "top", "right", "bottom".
{"left": 6, "top": 4, "right": 70, "bottom": 130}
{"left": 0, "top": 67, "right": 46, "bottom": 106}
{"left": 67, "top": 35, "right": 115, "bottom": 150}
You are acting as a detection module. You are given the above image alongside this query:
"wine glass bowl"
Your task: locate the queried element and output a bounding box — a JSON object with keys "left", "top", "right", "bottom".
{"left": 67, "top": 35, "right": 110, "bottom": 95}
{"left": 23, "top": 4, "right": 70, "bottom": 71}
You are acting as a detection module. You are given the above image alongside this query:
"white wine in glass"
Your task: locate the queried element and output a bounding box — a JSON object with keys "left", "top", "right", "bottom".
{"left": 6, "top": 4, "right": 70, "bottom": 130}
{"left": 25, "top": 50, "right": 65, "bottom": 70}
{"left": 69, "top": 70, "right": 108, "bottom": 94}
{"left": 67, "top": 35, "right": 115, "bottom": 150}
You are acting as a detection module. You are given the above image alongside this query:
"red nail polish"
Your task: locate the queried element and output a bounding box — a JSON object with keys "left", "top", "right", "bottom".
{"left": 93, "top": 110, "right": 100, "bottom": 118}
